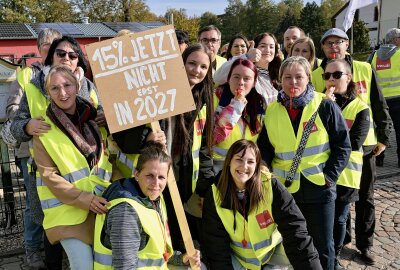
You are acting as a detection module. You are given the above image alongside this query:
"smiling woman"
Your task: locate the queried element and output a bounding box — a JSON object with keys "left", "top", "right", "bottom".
{"left": 32, "top": 66, "right": 113, "bottom": 270}
{"left": 202, "top": 139, "right": 323, "bottom": 269}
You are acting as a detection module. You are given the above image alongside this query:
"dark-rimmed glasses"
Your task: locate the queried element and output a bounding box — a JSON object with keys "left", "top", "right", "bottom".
{"left": 55, "top": 49, "right": 79, "bottom": 60}
{"left": 322, "top": 71, "right": 348, "bottom": 80}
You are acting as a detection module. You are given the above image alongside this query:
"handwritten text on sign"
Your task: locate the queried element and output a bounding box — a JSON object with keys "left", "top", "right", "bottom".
{"left": 86, "top": 25, "right": 195, "bottom": 133}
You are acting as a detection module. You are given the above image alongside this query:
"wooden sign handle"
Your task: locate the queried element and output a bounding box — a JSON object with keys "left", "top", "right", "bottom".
{"left": 150, "top": 121, "right": 200, "bottom": 270}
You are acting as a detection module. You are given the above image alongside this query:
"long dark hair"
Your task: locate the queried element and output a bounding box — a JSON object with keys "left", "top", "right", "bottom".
{"left": 44, "top": 36, "right": 88, "bottom": 72}
{"left": 216, "top": 140, "right": 265, "bottom": 213}
{"left": 226, "top": 34, "right": 250, "bottom": 60}
{"left": 172, "top": 44, "right": 214, "bottom": 155}
{"left": 222, "top": 58, "right": 265, "bottom": 134}
{"left": 253, "top": 32, "right": 282, "bottom": 89}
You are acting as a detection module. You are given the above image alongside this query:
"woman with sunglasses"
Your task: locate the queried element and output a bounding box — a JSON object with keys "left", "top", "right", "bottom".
{"left": 33, "top": 66, "right": 112, "bottom": 270}
{"left": 257, "top": 56, "right": 351, "bottom": 270}
{"left": 323, "top": 59, "right": 370, "bottom": 270}
{"left": 11, "top": 35, "right": 105, "bottom": 143}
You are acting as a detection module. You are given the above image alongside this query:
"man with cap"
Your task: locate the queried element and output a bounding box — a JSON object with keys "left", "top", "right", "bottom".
{"left": 371, "top": 28, "right": 400, "bottom": 167}
{"left": 312, "top": 28, "right": 392, "bottom": 266}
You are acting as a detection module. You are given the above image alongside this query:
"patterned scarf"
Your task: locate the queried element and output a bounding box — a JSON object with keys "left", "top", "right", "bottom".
{"left": 46, "top": 96, "right": 100, "bottom": 169}
{"left": 277, "top": 83, "right": 315, "bottom": 109}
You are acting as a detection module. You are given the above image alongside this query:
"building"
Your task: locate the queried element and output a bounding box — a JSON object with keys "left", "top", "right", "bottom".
{"left": 0, "top": 21, "right": 164, "bottom": 66}
{"left": 332, "top": 0, "right": 399, "bottom": 48}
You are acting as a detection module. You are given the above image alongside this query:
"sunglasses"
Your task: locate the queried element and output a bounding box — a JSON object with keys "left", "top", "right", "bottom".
{"left": 55, "top": 49, "right": 79, "bottom": 60}
{"left": 322, "top": 71, "right": 348, "bottom": 80}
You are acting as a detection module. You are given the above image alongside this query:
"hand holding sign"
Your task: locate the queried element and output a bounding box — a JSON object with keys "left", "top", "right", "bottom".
{"left": 86, "top": 25, "right": 199, "bottom": 270}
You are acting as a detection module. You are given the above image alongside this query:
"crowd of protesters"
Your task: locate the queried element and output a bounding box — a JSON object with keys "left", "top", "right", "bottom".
{"left": 2, "top": 23, "right": 398, "bottom": 270}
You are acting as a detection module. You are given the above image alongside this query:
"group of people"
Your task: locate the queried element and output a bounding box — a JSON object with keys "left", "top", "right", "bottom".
{"left": 3, "top": 23, "right": 398, "bottom": 270}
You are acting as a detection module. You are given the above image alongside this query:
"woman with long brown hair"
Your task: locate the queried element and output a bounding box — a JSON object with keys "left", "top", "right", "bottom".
{"left": 202, "top": 139, "right": 322, "bottom": 269}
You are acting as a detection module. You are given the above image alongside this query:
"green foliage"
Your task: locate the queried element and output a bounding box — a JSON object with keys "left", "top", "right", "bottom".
{"left": 199, "top": 12, "right": 221, "bottom": 29}
{"left": 350, "top": 20, "right": 371, "bottom": 53}
{"left": 165, "top": 9, "right": 200, "bottom": 44}
{"left": 0, "top": 0, "right": 77, "bottom": 22}
{"left": 299, "top": 2, "right": 326, "bottom": 57}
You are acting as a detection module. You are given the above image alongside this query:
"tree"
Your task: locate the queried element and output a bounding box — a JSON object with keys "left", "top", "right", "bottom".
{"left": 165, "top": 9, "right": 200, "bottom": 43}
{"left": 320, "top": 0, "right": 346, "bottom": 30}
{"left": 276, "top": 8, "right": 298, "bottom": 42}
{"left": 0, "top": 0, "right": 77, "bottom": 22}
{"left": 199, "top": 12, "right": 221, "bottom": 29}
{"left": 219, "top": 0, "right": 247, "bottom": 42}
{"left": 299, "top": 2, "right": 326, "bottom": 57}
{"left": 71, "top": 0, "right": 157, "bottom": 22}
{"left": 350, "top": 20, "right": 371, "bottom": 53}
{"left": 244, "top": 0, "right": 275, "bottom": 39}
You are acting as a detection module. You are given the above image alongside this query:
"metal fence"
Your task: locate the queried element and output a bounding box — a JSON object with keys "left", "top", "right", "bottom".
{"left": 0, "top": 136, "right": 26, "bottom": 255}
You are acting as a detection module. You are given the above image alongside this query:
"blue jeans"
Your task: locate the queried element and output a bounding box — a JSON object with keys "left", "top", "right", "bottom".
{"left": 334, "top": 201, "right": 350, "bottom": 251}
{"left": 21, "top": 157, "right": 43, "bottom": 250}
{"left": 297, "top": 201, "right": 335, "bottom": 270}
{"left": 60, "top": 238, "right": 93, "bottom": 270}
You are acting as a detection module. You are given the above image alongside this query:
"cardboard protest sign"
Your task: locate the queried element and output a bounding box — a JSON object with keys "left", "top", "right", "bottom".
{"left": 85, "top": 25, "right": 195, "bottom": 133}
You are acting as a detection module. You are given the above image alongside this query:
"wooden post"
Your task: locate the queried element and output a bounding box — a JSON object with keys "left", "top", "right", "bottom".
{"left": 150, "top": 121, "right": 199, "bottom": 270}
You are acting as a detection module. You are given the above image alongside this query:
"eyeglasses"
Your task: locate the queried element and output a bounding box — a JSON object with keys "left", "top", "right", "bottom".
{"left": 55, "top": 49, "right": 79, "bottom": 60}
{"left": 324, "top": 40, "right": 345, "bottom": 48}
{"left": 200, "top": 38, "right": 220, "bottom": 45}
{"left": 322, "top": 71, "right": 348, "bottom": 80}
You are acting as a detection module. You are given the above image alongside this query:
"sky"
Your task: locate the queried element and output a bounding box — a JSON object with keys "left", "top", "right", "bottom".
{"left": 146, "top": 0, "right": 316, "bottom": 17}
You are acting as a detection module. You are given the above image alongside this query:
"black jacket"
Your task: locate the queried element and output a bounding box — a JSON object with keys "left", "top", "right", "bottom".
{"left": 202, "top": 177, "right": 322, "bottom": 270}
{"left": 257, "top": 97, "right": 351, "bottom": 203}
{"left": 320, "top": 55, "right": 392, "bottom": 146}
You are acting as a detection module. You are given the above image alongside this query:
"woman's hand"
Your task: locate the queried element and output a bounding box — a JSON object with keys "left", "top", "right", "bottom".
{"left": 182, "top": 249, "right": 201, "bottom": 268}
{"left": 234, "top": 89, "right": 247, "bottom": 104}
{"left": 90, "top": 195, "right": 110, "bottom": 214}
{"left": 247, "top": 47, "right": 261, "bottom": 63}
{"left": 325, "top": 86, "right": 336, "bottom": 101}
{"left": 95, "top": 110, "right": 107, "bottom": 127}
{"left": 373, "top": 142, "right": 386, "bottom": 156}
{"left": 147, "top": 130, "right": 167, "bottom": 145}
{"left": 25, "top": 116, "right": 51, "bottom": 136}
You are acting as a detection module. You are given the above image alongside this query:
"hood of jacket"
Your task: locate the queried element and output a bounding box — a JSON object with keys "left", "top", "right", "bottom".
{"left": 377, "top": 44, "right": 399, "bottom": 60}
{"left": 102, "top": 178, "right": 159, "bottom": 209}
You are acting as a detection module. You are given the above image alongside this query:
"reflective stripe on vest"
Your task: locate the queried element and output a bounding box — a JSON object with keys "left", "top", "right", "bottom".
{"left": 372, "top": 49, "right": 400, "bottom": 99}
{"left": 313, "top": 61, "right": 376, "bottom": 146}
{"left": 37, "top": 116, "right": 112, "bottom": 230}
{"left": 93, "top": 197, "right": 173, "bottom": 270}
{"left": 191, "top": 106, "right": 207, "bottom": 192}
{"left": 337, "top": 98, "right": 367, "bottom": 188}
{"left": 212, "top": 171, "right": 282, "bottom": 270}
{"left": 265, "top": 92, "right": 330, "bottom": 193}
{"left": 212, "top": 117, "right": 261, "bottom": 162}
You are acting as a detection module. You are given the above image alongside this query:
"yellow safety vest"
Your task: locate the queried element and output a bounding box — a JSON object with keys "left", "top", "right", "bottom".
{"left": 212, "top": 171, "right": 282, "bottom": 270}
{"left": 213, "top": 97, "right": 262, "bottom": 163}
{"left": 265, "top": 92, "right": 330, "bottom": 193}
{"left": 37, "top": 116, "right": 112, "bottom": 230}
{"left": 337, "top": 98, "right": 368, "bottom": 189}
{"left": 215, "top": 55, "right": 227, "bottom": 72}
{"left": 23, "top": 73, "right": 105, "bottom": 177}
{"left": 312, "top": 60, "right": 376, "bottom": 146}
{"left": 191, "top": 106, "right": 207, "bottom": 192}
{"left": 371, "top": 49, "right": 400, "bottom": 99}
{"left": 93, "top": 196, "right": 173, "bottom": 270}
